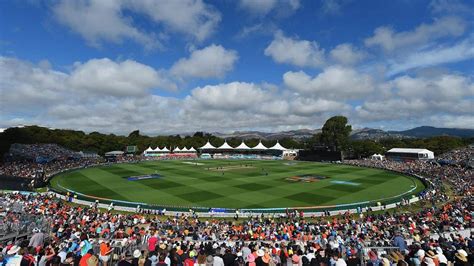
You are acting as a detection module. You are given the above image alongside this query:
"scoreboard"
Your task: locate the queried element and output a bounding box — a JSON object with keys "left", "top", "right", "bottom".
{"left": 126, "top": 145, "right": 138, "bottom": 153}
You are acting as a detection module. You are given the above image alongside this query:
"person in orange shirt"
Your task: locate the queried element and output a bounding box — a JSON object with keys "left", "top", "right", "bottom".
{"left": 99, "top": 240, "right": 113, "bottom": 266}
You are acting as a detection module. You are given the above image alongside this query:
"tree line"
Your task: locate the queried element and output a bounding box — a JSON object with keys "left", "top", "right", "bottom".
{"left": 0, "top": 116, "right": 471, "bottom": 161}
{"left": 0, "top": 126, "right": 302, "bottom": 159}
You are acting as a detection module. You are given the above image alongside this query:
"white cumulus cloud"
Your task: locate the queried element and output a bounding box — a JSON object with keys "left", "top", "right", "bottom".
{"left": 283, "top": 66, "right": 374, "bottom": 99}
{"left": 171, "top": 45, "right": 238, "bottom": 79}
{"left": 239, "top": 0, "right": 300, "bottom": 15}
{"left": 264, "top": 31, "right": 325, "bottom": 68}
{"left": 365, "top": 16, "right": 466, "bottom": 52}
{"left": 330, "top": 43, "right": 366, "bottom": 65}
{"left": 52, "top": 0, "right": 221, "bottom": 49}
{"left": 69, "top": 58, "right": 177, "bottom": 96}
{"left": 185, "top": 82, "right": 269, "bottom": 110}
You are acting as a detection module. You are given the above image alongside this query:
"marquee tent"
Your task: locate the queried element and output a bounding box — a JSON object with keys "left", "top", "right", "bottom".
{"left": 200, "top": 141, "right": 216, "bottom": 150}
{"left": 268, "top": 141, "right": 287, "bottom": 151}
{"left": 234, "top": 141, "right": 252, "bottom": 150}
{"left": 217, "top": 140, "right": 234, "bottom": 150}
{"left": 252, "top": 141, "right": 268, "bottom": 150}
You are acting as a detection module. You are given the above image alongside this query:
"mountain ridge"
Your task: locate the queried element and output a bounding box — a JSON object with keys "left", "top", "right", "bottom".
{"left": 209, "top": 126, "right": 474, "bottom": 140}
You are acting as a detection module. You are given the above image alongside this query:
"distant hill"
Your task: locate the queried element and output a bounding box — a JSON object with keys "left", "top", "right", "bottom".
{"left": 212, "top": 129, "right": 320, "bottom": 140}
{"left": 350, "top": 128, "right": 407, "bottom": 140}
{"left": 212, "top": 126, "right": 474, "bottom": 140}
{"left": 389, "top": 126, "right": 474, "bottom": 138}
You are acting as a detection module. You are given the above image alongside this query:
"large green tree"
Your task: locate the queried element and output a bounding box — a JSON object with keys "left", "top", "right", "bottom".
{"left": 349, "top": 140, "right": 385, "bottom": 158}
{"left": 320, "top": 116, "right": 352, "bottom": 151}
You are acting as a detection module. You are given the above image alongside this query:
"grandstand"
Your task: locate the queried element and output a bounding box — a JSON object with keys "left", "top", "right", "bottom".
{"left": 386, "top": 148, "right": 435, "bottom": 161}
{"left": 143, "top": 146, "right": 197, "bottom": 159}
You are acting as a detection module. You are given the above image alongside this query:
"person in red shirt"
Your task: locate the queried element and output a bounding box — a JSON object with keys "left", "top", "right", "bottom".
{"left": 79, "top": 250, "right": 93, "bottom": 266}
{"left": 148, "top": 231, "right": 159, "bottom": 252}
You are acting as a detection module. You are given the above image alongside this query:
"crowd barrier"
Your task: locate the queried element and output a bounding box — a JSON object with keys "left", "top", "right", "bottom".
{"left": 48, "top": 190, "right": 421, "bottom": 218}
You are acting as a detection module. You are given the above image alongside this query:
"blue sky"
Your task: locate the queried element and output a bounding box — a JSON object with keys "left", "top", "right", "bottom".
{"left": 1, "top": 0, "right": 473, "bottom": 135}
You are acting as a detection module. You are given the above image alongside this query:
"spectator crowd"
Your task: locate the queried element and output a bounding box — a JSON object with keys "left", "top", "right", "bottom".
{"left": 0, "top": 146, "right": 472, "bottom": 266}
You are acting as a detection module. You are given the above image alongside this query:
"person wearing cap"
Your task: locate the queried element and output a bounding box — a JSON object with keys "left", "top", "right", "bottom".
{"left": 5, "top": 245, "right": 22, "bottom": 266}
{"left": 131, "top": 250, "right": 142, "bottom": 266}
{"left": 255, "top": 250, "right": 265, "bottom": 266}
{"left": 28, "top": 228, "right": 45, "bottom": 248}
{"left": 426, "top": 250, "right": 439, "bottom": 266}
{"left": 80, "top": 238, "right": 93, "bottom": 257}
{"left": 261, "top": 251, "right": 272, "bottom": 266}
{"left": 205, "top": 255, "right": 214, "bottom": 266}
{"left": 454, "top": 249, "right": 469, "bottom": 266}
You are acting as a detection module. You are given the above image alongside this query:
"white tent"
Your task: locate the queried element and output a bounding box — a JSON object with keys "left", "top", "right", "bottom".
{"left": 217, "top": 140, "right": 234, "bottom": 150}
{"left": 200, "top": 141, "right": 216, "bottom": 150}
{"left": 145, "top": 147, "right": 153, "bottom": 152}
{"left": 268, "top": 141, "right": 287, "bottom": 151}
{"left": 161, "top": 147, "right": 170, "bottom": 152}
{"left": 174, "top": 147, "right": 182, "bottom": 152}
{"left": 181, "top": 147, "right": 189, "bottom": 152}
{"left": 371, "top": 153, "right": 384, "bottom": 160}
{"left": 234, "top": 141, "right": 251, "bottom": 150}
{"left": 252, "top": 141, "right": 268, "bottom": 150}
{"left": 152, "top": 147, "right": 162, "bottom": 152}
{"left": 188, "top": 147, "right": 197, "bottom": 153}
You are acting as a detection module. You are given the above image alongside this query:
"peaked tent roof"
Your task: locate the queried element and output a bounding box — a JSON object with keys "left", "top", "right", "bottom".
{"left": 235, "top": 141, "right": 251, "bottom": 150}
{"left": 268, "top": 141, "right": 287, "bottom": 151}
{"left": 161, "top": 147, "right": 170, "bottom": 152}
{"left": 181, "top": 147, "right": 189, "bottom": 152}
{"left": 174, "top": 147, "right": 182, "bottom": 152}
{"left": 152, "top": 147, "right": 162, "bottom": 152}
{"left": 200, "top": 141, "right": 216, "bottom": 149}
{"left": 252, "top": 141, "right": 268, "bottom": 150}
{"left": 145, "top": 147, "right": 153, "bottom": 152}
{"left": 189, "top": 147, "right": 197, "bottom": 152}
{"left": 217, "top": 140, "right": 234, "bottom": 150}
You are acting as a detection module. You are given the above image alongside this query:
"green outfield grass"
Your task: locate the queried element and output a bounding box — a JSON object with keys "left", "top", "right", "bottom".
{"left": 50, "top": 160, "right": 425, "bottom": 209}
